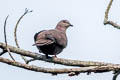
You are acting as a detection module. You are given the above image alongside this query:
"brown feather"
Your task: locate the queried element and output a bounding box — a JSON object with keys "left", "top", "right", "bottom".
{"left": 34, "top": 20, "right": 73, "bottom": 57}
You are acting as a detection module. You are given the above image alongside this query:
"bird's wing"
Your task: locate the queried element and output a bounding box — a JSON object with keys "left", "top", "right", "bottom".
{"left": 34, "top": 30, "right": 46, "bottom": 41}
{"left": 33, "top": 30, "right": 56, "bottom": 46}
{"left": 33, "top": 39, "right": 54, "bottom": 46}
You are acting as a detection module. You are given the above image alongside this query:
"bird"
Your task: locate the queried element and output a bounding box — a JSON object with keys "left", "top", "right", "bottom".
{"left": 33, "top": 20, "right": 73, "bottom": 58}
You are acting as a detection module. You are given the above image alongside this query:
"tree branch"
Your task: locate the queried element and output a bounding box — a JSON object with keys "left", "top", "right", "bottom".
{"left": 104, "top": 0, "right": 120, "bottom": 29}
{"left": 104, "top": 0, "right": 120, "bottom": 79}
{"left": 113, "top": 70, "right": 120, "bottom": 80}
{"left": 14, "top": 8, "right": 33, "bottom": 63}
{"left": 14, "top": 8, "right": 33, "bottom": 48}
{"left": 3, "top": 15, "right": 15, "bottom": 61}
{"left": 0, "top": 57, "right": 120, "bottom": 75}
{"left": 0, "top": 42, "right": 119, "bottom": 67}
{"left": 0, "top": 49, "right": 7, "bottom": 56}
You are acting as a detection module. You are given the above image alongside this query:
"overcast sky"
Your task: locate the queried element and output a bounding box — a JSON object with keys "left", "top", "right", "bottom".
{"left": 0, "top": 0, "right": 120, "bottom": 80}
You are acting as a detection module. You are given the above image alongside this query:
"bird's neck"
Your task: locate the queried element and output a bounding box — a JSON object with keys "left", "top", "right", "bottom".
{"left": 55, "top": 26, "right": 67, "bottom": 32}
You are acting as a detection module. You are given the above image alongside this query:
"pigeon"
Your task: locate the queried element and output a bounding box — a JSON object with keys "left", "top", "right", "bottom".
{"left": 33, "top": 20, "right": 73, "bottom": 58}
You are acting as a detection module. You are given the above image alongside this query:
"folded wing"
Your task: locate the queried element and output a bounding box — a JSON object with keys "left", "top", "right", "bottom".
{"left": 33, "top": 30, "right": 56, "bottom": 46}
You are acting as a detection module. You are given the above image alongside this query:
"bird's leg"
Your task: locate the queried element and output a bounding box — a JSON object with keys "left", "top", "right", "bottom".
{"left": 53, "top": 55, "right": 57, "bottom": 65}
{"left": 53, "top": 55, "right": 57, "bottom": 58}
{"left": 46, "top": 54, "right": 51, "bottom": 59}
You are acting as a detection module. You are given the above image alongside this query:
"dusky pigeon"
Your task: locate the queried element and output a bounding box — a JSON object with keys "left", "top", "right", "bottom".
{"left": 33, "top": 20, "right": 73, "bottom": 58}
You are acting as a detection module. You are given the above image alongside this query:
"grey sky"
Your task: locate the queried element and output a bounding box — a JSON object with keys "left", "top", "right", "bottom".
{"left": 0, "top": 0, "right": 120, "bottom": 80}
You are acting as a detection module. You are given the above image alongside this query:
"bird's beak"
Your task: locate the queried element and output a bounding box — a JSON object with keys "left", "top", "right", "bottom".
{"left": 69, "top": 24, "right": 73, "bottom": 27}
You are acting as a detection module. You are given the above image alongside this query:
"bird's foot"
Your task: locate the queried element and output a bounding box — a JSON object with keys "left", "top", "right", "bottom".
{"left": 45, "top": 55, "right": 51, "bottom": 59}
{"left": 53, "top": 55, "right": 57, "bottom": 65}
{"left": 53, "top": 55, "right": 57, "bottom": 58}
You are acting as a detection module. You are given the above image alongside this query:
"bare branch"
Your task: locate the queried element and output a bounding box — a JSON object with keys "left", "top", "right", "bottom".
{"left": 4, "top": 15, "right": 15, "bottom": 61}
{"left": 105, "top": 21, "right": 120, "bottom": 29}
{"left": 26, "top": 58, "right": 36, "bottom": 64}
{"left": 0, "top": 57, "right": 120, "bottom": 75}
{"left": 0, "top": 49, "right": 7, "bottom": 56}
{"left": 104, "top": 0, "right": 113, "bottom": 23}
{"left": 104, "top": 0, "right": 120, "bottom": 79}
{"left": 0, "top": 42, "right": 119, "bottom": 67}
{"left": 104, "top": 0, "right": 120, "bottom": 29}
{"left": 113, "top": 70, "right": 120, "bottom": 80}
{"left": 14, "top": 8, "right": 33, "bottom": 63}
{"left": 14, "top": 8, "right": 33, "bottom": 48}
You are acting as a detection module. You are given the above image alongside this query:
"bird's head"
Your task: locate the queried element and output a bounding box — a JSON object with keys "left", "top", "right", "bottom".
{"left": 56, "top": 20, "right": 73, "bottom": 29}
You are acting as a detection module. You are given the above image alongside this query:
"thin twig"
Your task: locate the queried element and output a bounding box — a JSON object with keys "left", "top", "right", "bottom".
{"left": 4, "top": 15, "right": 15, "bottom": 61}
{"left": 104, "top": 0, "right": 120, "bottom": 79}
{"left": 113, "top": 70, "right": 120, "bottom": 80}
{"left": 26, "top": 58, "right": 36, "bottom": 64}
{"left": 104, "top": 0, "right": 120, "bottom": 29}
{"left": 0, "top": 49, "right": 7, "bottom": 56}
{"left": 104, "top": 0, "right": 113, "bottom": 24}
{"left": 14, "top": 8, "right": 33, "bottom": 63}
